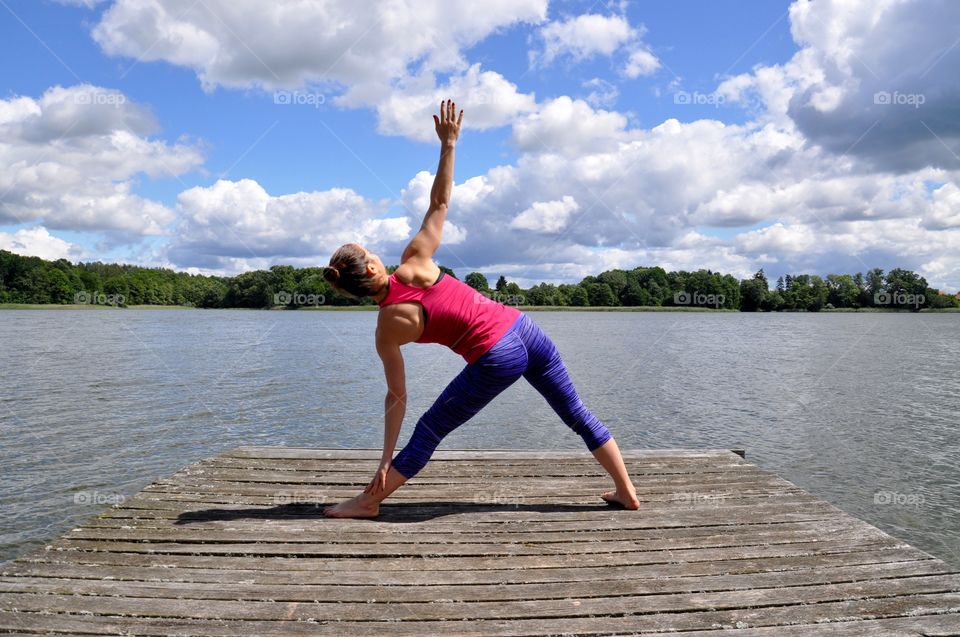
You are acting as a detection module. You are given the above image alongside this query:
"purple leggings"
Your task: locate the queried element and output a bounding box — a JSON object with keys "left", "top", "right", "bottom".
{"left": 391, "top": 312, "right": 613, "bottom": 479}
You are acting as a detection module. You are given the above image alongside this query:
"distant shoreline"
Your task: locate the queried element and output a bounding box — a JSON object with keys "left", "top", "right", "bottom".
{"left": 1, "top": 303, "right": 957, "bottom": 313}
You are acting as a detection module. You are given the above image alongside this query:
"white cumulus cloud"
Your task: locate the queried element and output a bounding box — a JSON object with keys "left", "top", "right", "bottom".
{"left": 88, "top": 0, "right": 548, "bottom": 141}
{"left": 510, "top": 196, "right": 580, "bottom": 233}
{"left": 537, "top": 14, "right": 634, "bottom": 64}
{"left": 0, "top": 226, "right": 84, "bottom": 261}
{"left": 354, "top": 64, "right": 537, "bottom": 142}
{"left": 533, "top": 12, "right": 659, "bottom": 78}
{"left": 718, "top": 0, "right": 960, "bottom": 172}
{"left": 0, "top": 85, "right": 202, "bottom": 240}
{"left": 166, "top": 178, "right": 412, "bottom": 272}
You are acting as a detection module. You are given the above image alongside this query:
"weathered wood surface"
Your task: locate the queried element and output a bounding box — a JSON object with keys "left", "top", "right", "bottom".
{"left": 1, "top": 446, "right": 958, "bottom": 635}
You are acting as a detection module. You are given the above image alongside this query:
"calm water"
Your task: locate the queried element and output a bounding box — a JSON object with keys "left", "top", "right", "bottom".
{"left": 1, "top": 309, "right": 958, "bottom": 567}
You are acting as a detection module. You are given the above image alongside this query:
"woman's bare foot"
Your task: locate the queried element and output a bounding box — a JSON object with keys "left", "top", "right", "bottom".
{"left": 601, "top": 488, "right": 640, "bottom": 510}
{"left": 323, "top": 492, "right": 380, "bottom": 518}
{"left": 590, "top": 437, "right": 640, "bottom": 510}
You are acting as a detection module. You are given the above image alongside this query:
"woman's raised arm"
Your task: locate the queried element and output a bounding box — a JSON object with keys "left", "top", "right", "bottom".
{"left": 400, "top": 99, "right": 463, "bottom": 264}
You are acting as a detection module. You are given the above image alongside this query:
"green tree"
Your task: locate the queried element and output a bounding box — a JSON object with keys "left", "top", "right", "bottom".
{"left": 765, "top": 290, "right": 785, "bottom": 311}
{"left": 103, "top": 277, "right": 130, "bottom": 306}
{"left": 783, "top": 274, "right": 828, "bottom": 311}
{"left": 739, "top": 270, "right": 769, "bottom": 312}
{"left": 555, "top": 284, "right": 580, "bottom": 306}
{"left": 807, "top": 275, "right": 829, "bottom": 311}
{"left": 526, "top": 283, "right": 561, "bottom": 305}
{"left": 465, "top": 272, "right": 489, "bottom": 292}
{"left": 597, "top": 269, "right": 629, "bottom": 302}
{"left": 621, "top": 280, "right": 652, "bottom": 306}
{"left": 884, "top": 268, "right": 928, "bottom": 309}
{"left": 853, "top": 272, "right": 868, "bottom": 307}
{"left": 567, "top": 285, "right": 589, "bottom": 307}
{"left": 226, "top": 270, "right": 275, "bottom": 308}
{"left": 927, "top": 291, "right": 960, "bottom": 309}
{"left": 585, "top": 282, "right": 617, "bottom": 306}
{"left": 43, "top": 268, "right": 74, "bottom": 304}
{"left": 633, "top": 266, "right": 671, "bottom": 305}
{"left": 270, "top": 265, "right": 297, "bottom": 300}
{"left": 826, "top": 274, "right": 860, "bottom": 308}
{"left": 866, "top": 268, "right": 885, "bottom": 306}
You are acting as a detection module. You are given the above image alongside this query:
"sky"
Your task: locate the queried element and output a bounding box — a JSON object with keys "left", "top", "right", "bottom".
{"left": 1, "top": 0, "right": 958, "bottom": 290}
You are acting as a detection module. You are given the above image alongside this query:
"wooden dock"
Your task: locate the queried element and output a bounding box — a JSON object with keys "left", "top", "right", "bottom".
{"left": 1, "top": 447, "right": 959, "bottom": 635}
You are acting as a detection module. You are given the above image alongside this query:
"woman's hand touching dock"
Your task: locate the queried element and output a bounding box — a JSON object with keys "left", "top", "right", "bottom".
{"left": 364, "top": 459, "right": 392, "bottom": 495}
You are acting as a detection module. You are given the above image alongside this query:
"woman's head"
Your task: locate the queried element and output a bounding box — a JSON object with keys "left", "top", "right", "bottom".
{"left": 323, "top": 243, "right": 388, "bottom": 299}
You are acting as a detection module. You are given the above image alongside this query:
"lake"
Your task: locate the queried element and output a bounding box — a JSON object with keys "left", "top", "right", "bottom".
{"left": 1, "top": 309, "right": 958, "bottom": 567}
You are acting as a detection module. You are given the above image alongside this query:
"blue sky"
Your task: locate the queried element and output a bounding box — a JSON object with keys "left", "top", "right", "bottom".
{"left": 2, "top": 0, "right": 959, "bottom": 290}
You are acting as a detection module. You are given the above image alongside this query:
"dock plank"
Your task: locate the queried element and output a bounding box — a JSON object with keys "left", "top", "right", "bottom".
{"left": 1, "top": 447, "right": 957, "bottom": 635}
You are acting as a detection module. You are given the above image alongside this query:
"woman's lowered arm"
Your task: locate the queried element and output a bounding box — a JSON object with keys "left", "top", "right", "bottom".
{"left": 400, "top": 99, "right": 463, "bottom": 264}
{"left": 374, "top": 326, "right": 406, "bottom": 466}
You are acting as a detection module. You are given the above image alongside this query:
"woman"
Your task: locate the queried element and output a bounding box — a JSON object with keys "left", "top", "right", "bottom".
{"left": 322, "top": 99, "right": 640, "bottom": 518}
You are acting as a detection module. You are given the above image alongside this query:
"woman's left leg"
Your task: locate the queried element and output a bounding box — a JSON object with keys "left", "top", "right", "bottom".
{"left": 515, "top": 314, "right": 613, "bottom": 451}
{"left": 389, "top": 329, "right": 528, "bottom": 480}
{"left": 516, "top": 314, "right": 640, "bottom": 509}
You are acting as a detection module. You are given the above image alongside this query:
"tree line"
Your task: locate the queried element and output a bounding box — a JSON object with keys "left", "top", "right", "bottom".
{"left": 1, "top": 249, "right": 956, "bottom": 310}
{"left": 738, "top": 268, "right": 959, "bottom": 310}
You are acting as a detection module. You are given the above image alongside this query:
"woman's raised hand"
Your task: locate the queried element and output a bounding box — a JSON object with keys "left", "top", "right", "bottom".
{"left": 433, "top": 99, "right": 463, "bottom": 146}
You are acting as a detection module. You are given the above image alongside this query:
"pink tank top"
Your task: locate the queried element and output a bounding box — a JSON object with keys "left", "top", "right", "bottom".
{"left": 378, "top": 270, "right": 522, "bottom": 364}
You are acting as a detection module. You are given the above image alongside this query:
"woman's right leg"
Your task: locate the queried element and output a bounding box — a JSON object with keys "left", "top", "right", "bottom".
{"left": 516, "top": 314, "right": 640, "bottom": 509}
